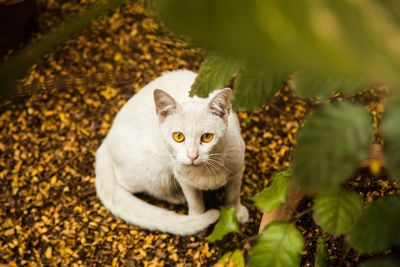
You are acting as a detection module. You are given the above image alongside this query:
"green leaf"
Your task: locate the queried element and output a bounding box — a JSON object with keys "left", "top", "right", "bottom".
{"left": 315, "top": 237, "right": 328, "bottom": 267}
{"left": 347, "top": 194, "right": 400, "bottom": 253}
{"left": 313, "top": 188, "right": 363, "bottom": 236}
{"left": 156, "top": 0, "right": 273, "bottom": 66}
{"left": 293, "top": 101, "right": 373, "bottom": 190}
{"left": 209, "top": 207, "right": 240, "bottom": 242}
{"left": 248, "top": 222, "right": 304, "bottom": 267}
{"left": 293, "top": 72, "right": 369, "bottom": 98}
{"left": 215, "top": 250, "right": 245, "bottom": 267}
{"left": 251, "top": 170, "right": 291, "bottom": 213}
{"left": 339, "top": 240, "right": 351, "bottom": 266}
{"left": 156, "top": 0, "right": 400, "bottom": 89}
{"left": 382, "top": 100, "right": 400, "bottom": 181}
{"left": 233, "top": 68, "right": 287, "bottom": 110}
{"left": 190, "top": 53, "right": 242, "bottom": 98}
{"left": 359, "top": 257, "right": 400, "bottom": 267}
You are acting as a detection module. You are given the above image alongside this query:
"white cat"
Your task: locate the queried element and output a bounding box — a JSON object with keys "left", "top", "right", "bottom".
{"left": 95, "top": 70, "right": 249, "bottom": 235}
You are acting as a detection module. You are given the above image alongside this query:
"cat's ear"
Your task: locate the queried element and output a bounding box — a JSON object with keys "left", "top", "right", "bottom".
{"left": 154, "top": 89, "right": 177, "bottom": 122}
{"left": 208, "top": 88, "right": 232, "bottom": 123}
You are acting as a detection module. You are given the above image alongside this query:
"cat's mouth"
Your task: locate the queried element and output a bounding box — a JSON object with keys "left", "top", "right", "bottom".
{"left": 180, "top": 160, "right": 202, "bottom": 167}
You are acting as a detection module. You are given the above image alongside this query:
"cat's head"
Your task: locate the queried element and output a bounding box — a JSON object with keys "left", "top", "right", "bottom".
{"left": 154, "top": 88, "right": 232, "bottom": 166}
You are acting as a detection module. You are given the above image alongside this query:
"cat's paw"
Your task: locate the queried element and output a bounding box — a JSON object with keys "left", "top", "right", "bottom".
{"left": 163, "top": 194, "right": 186, "bottom": 205}
{"left": 170, "top": 195, "right": 186, "bottom": 205}
{"left": 235, "top": 204, "right": 249, "bottom": 224}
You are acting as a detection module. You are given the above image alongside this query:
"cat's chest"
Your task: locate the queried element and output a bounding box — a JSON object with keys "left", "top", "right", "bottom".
{"left": 175, "top": 166, "right": 228, "bottom": 191}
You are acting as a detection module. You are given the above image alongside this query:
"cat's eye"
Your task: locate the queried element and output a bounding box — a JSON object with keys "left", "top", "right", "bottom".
{"left": 201, "top": 133, "right": 214, "bottom": 143}
{"left": 172, "top": 132, "right": 185, "bottom": 143}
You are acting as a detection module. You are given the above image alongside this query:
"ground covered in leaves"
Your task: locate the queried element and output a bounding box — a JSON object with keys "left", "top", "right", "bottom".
{"left": 1, "top": 1, "right": 399, "bottom": 266}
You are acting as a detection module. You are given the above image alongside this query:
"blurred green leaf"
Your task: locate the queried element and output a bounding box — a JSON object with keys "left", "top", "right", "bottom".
{"left": 313, "top": 188, "right": 363, "bottom": 236}
{"left": 156, "top": 0, "right": 400, "bottom": 90}
{"left": 156, "top": 0, "right": 268, "bottom": 64}
{"left": 339, "top": 240, "right": 352, "bottom": 266}
{"left": 293, "top": 101, "right": 372, "bottom": 190}
{"left": 0, "top": 0, "right": 130, "bottom": 95}
{"left": 248, "top": 221, "right": 304, "bottom": 267}
{"left": 293, "top": 72, "right": 369, "bottom": 98}
{"left": 233, "top": 68, "right": 287, "bottom": 110}
{"left": 382, "top": 100, "right": 400, "bottom": 181}
{"left": 190, "top": 53, "right": 242, "bottom": 98}
{"left": 347, "top": 194, "right": 400, "bottom": 253}
{"left": 251, "top": 170, "right": 291, "bottom": 213}
{"left": 359, "top": 257, "right": 400, "bottom": 267}
{"left": 215, "top": 250, "right": 245, "bottom": 267}
{"left": 315, "top": 237, "right": 328, "bottom": 267}
{"left": 380, "top": 0, "right": 400, "bottom": 25}
{"left": 209, "top": 207, "right": 240, "bottom": 243}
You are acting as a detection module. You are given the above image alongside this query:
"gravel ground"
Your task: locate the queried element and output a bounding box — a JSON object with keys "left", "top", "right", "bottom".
{"left": 1, "top": 1, "right": 399, "bottom": 266}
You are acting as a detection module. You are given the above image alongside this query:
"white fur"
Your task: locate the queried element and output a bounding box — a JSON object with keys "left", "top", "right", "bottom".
{"left": 95, "top": 70, "right": 248, "bottom": 235}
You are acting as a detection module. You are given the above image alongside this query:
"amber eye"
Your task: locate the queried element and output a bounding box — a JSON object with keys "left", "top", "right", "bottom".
{"left": 201, "top": 133, "right": 214, "bottom": 143}
{"left": 172, "top": 132, "right": 185, "bottom": 143}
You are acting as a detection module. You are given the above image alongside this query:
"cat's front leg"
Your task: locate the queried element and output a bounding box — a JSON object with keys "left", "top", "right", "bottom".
{"left": 179, "top": 181, "right": 205, "bottom": 215}
{"left": 225, "top": 173, "right": 249, "bottom": 224}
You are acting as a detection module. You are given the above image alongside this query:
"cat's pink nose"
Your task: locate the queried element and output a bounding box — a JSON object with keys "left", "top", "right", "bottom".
{"left": 188, "top": 154, "right": 199, "bottom": 161}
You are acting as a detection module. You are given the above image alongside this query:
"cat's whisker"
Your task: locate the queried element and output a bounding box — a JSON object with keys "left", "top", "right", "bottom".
{"left": 208, "top": 152, "right": 228, "bottom": 158}
{"left": 203, "top": 163, "right": 213, "bottom": 181}
{"left": 208, "top": 153, "right": 231, "bottom": 163}
{"left": 207, "top": 158, "right": 231, "bottom": 174}
{"left": 208, "top": 162, "right": 219, "bottom": 177}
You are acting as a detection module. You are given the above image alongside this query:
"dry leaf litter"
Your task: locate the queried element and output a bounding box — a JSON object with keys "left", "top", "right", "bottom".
{"left": 1, "top": 1, "right": 399, "bottom": 266}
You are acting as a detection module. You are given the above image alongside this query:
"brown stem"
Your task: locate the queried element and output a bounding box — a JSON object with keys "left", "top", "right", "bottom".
{"left": 359, "top": 143, "right": 385, "bottom": 168}
{"left": 259, "top": 183, "right": 305, "bottom": 232}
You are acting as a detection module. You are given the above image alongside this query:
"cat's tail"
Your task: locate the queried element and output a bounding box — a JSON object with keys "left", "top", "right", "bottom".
{"left": 95, "top": 143, "right": 220, "bottom": 236}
